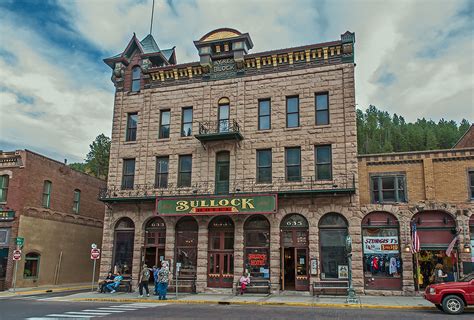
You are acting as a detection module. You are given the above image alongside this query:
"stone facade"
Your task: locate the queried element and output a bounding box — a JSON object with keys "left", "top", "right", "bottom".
{"left": 101, "top": 29, "right": 360, "bottom": 294}
{"left": 0, "top": 150, "right": 105, "bottom": 290}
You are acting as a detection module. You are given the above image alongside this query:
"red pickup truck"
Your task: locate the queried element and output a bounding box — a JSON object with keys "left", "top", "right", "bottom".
{"left": 424, "top": 273, "right": 474, "bottom": 314}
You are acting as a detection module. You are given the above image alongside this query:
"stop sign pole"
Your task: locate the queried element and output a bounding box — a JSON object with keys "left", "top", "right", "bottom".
{"left": 90, "top": 244, "right": 100, "bottom": 292}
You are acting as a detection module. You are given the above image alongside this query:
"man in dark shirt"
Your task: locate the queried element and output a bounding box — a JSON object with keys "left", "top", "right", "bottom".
{"left": 99, "top": 271, "right": 115, "bottom": 293}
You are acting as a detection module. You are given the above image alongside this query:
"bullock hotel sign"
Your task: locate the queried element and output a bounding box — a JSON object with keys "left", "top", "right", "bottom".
{"left": 156, "top": 194, "right": 277, "bottom": 216}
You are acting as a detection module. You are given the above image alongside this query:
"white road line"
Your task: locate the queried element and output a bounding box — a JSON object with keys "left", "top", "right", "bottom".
{"left": 95, "top": 308, "right": 127, "bottom": 312}
{"left": 82, "top": 309, "right": 118, "bottom": 313}
{"left": 46, "top": 314, "right": 94, "bottom": 318}
{"left": 65, "top": 311, "right": 111, "bottom": 315}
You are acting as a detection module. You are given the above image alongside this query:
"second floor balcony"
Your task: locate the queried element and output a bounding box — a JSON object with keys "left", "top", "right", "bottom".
{"left": 98, "top": 174, "right": 356, "bottom": 202}
{"left": 195, "top": 119, "right": 243, "bottom": 143}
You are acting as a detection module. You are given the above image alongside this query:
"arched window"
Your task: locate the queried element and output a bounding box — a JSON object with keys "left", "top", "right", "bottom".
{"left": 218, "top": 98, "right": 230, "bottom": 133}
{"left": 0, "top": 175, "right": 8, "bottom": 202}
{"left": 319, "top": 213, "right": 348, "bottom": 280}
{"left": 144, "top": 217, "right": 166, "bottom": 269}
{"left": 113, "top": 217, "right": 135, "bottom": 275}
{"left": 362, "top": 211, "right": 401, "bottom": 290}
{"left": 131, "top": 66, "right": 141, "bottom": 92}
{"left": 24, "top": 253, "right": 40, "bottom": 279}
{"left": 42, "top": 180, "right": 52, "bottom": 208}
{"left": 175, "top": 217, "right": 198, "bottom": 278}
{"left": 244, "top": 215, "right": 270, "bottom": 279}
{"left": 73, "top": 189, "right": 81, "bottom": 213}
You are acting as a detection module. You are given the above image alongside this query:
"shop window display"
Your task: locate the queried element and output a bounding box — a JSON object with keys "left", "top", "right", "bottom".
{"left": 363, "top": 228, "right": 402, "bottom": 278}
{"left": 244, "top": 215, "right": 270, "bottom": 279}
{"left": 319, "top": 213, "right": 348, "bottom": 280}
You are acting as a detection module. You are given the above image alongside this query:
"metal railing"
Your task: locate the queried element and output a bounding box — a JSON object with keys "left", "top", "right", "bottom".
{"left": 198, "top": 119, "right": 241, "bottom": 135}
{"left": 98, "top": 174, "right": 356, "bottom": 200}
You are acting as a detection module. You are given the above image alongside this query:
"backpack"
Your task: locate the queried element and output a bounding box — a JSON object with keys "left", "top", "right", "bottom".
{"left": 142, "top": 268, "right": 150, "bottom": 281}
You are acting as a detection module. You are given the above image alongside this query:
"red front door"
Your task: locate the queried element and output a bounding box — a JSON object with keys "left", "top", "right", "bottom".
{"left": 208, "top": 224, "right": 234, "bottom": 288}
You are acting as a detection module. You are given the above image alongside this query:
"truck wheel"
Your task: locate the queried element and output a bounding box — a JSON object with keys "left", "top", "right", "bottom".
{"left": 442, "top": 295, "right": 464, "bottom": 315}
{"left": 435, "top": 304, "right": 443, "bottom": 311}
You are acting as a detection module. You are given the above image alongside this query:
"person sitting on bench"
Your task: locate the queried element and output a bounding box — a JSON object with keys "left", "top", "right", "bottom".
{"left": 106, "top": 271, "right": 123, "bottom": 293}
{"left": 239, "top": 272, "right": 251, "bottom": 295}
{"left": 99, "top": 271, "right": 115, "bottom": 293}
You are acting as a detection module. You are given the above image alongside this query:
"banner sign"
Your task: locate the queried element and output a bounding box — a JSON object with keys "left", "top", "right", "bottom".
{"left": 363, "top": 236, "right": 399, "bottom": 254}
{"left": 156, "top": 194, "right": 277, "bottom": 216}
{"left": 0, "top": 210, "right": 15, "bottom": 221}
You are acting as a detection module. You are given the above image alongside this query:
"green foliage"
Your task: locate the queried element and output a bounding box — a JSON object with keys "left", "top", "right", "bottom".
{"left": 357, "top": 105, "right": 470, "bottom": 154}
{"left": 68, "top": 134, "right": 111, "bottom": 180}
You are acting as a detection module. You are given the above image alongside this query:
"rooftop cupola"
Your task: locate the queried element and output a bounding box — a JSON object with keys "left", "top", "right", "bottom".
{"left": 193, "top": 28, "right": 253, "bottom": 71}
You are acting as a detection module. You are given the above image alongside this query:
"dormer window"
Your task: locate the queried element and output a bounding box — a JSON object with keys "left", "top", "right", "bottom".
{"left": 131, "top": 66, "right": 141, "bottom": 92}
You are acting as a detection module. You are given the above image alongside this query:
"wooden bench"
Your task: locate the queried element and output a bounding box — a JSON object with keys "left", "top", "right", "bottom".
{"left": 312, "top": 280, "right": 348, "bottom": 296}
{"left": 98, "top": 277, "right": 132, "bottom": 293}
{"left": 235, "top": 279, "right": 271, "bottom": 295}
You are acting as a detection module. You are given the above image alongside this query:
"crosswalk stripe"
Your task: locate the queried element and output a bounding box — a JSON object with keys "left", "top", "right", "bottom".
{"left": 46, "top": 314, "right": 94, "bottom": 318}
{"left": 106, "top": 306, "right": 137, "bottom": 310}
{"left": 95, "top": 308, "right": 127, "bottom": 312}
{"left": 82, "top": 309, "right": 117, "bottom": 313}
{"left": 66, "top": 311, "right": 111, "bottom": 315}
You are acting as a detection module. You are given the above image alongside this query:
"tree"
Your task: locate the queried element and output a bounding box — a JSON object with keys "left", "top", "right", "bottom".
{"left": 69, "top": 134, "right": 111, "bottom": 180}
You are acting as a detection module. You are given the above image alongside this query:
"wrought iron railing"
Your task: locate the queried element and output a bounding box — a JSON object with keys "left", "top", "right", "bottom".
{"left": 98, "top": 174, "right": 356, "bottom": 200}
{"left": 198, "top": 119, "right": 241, "bottom": 135}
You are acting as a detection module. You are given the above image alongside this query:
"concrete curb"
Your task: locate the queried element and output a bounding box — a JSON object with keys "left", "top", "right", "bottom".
{"left": 1, "top": 285, "right": 91, "bottom": 296}
{"left": 70, "top": 297, "right": 434, "bottom": 310}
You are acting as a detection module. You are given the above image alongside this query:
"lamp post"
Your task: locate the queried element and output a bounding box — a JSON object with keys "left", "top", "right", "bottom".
{"left": 345, "top": 235, "right": 359, "bottom": 304}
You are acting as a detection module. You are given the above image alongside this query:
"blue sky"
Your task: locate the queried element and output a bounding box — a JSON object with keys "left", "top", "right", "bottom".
{"left": 0, "top": 0, "right": 472, "bottom": 163}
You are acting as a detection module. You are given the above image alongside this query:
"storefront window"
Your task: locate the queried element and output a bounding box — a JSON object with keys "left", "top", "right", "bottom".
{"left": 24, "top": 253, "right": 40, "bottom": 279}
{"left": 362, "top": 211, "right": 402, "bottom": 290}
{"left": 113, "top": 217, "right": 135, "bottom": 275}
{"left": 176, "top": 217, "right": 198, "bottom": 277}
{"left": 319, "top": 213, "right": 348, "bottom": 280}
{"left": 244, "top": 215, "right": 270, "bottom": 279}
{"left": 0, "top": 229, "right": 9, "bottom": 279}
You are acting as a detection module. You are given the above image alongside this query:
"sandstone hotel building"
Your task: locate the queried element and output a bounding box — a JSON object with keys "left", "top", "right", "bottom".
{"left": 100, "top": 28, "right": 474, "bottom": 295}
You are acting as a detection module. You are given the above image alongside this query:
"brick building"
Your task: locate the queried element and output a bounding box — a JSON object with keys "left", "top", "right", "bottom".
{"left": 100, "top": 28, "right": 359, "bottom": 293}
{"left": 0, "top": 150, "right": 105, "bottom": 290}
{"left": 358, "top": 148, "right": 474, "bottom": 294}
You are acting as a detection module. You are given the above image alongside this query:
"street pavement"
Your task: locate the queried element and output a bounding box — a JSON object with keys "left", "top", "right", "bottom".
{"left": 0, "top": 290, "right": 473, "bottom": 319}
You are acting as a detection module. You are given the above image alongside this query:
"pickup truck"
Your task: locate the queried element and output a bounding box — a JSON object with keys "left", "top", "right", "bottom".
{"left": 424, "top": 272, "right": 474, "bottom": 314}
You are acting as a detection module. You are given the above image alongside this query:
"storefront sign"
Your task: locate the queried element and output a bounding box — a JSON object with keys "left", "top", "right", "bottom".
{"left": 210, "top": 58, "right": 237, "bottom": 80}
{"left": 310, "top": 258, "right": 318, "bottom": 275}
{"left": 338, "top": 265, "right": 348, "bottom": 279}
{"left": 156, "top": 195, "right": 277, "bottom": 216}
{"left": 248, "top": 253, "right": 267, "bottom": 266}
{"left": 363, "top": 236, "right": 399, "bottom": 254}
{"left": 0, "top": 210, "right": 15, "bottom": 221}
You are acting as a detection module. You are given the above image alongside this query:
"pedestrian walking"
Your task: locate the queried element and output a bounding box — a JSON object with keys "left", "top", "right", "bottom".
{"left": 138, "top": 264, "right": 151, "bottom": 297}
{"left": 152, "top": 265, "right": 160, "bottom": 295}
{"left": 157, "top": 260, "right": 170, "bottom": 300}
{"left": 239, "top": 272, "right": 251, "bottom": 295}
{"left": 434, "top": 263, "right": 447, "bottom": 284}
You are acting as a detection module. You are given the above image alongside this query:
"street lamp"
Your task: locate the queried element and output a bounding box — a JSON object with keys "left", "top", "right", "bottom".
{"left": 345, "top": 235, "right": 359, "bottom": 304}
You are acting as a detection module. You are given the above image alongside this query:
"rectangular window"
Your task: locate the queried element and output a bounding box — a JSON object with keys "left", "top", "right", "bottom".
{"left": 0, "top": 175, "right": 8, "bottom": 202}
{"left": 122, "top": 159, "right": 136, "bottom": 190}
{"left": 23, "top": 253, "right": 40, "bottom": 279}
{"left": 371, "top": 174, "right": 407, "bottom": 203}
{"left": 469, "top": 171, "right": 474, "bottom": 199}
{"left": 285, "top": 147, "right": 301, "bottom": 182}
{"left": 155, "top": 156, "right": 169, "bottom": 188}
{"left": 159, "top": 110, "right": 170, "bottom": 139}
{"left": 315, "top": 93, "right": 329, "bottom": 125}
{"left": 126, "top": 113, "right": 138, "bottom": 141}
{"left": 286, "top": 96, "right": 299, "bottom": 128}
{"left": 181, "top": 107, "right": 193, "bottom": 137}
{"left": 315, "top": 145, "right": 332, "bottom": 180}
{"left": 258, "top": 99, "right": 271, "bottom": 130}
{"left": 178, "top": 155, "right": 192, "bottom": 187}
{"left": 42, "top": 180, "right": 52, "bottom": 208}
{"left": 256, "top": 149, "right": 272, "bottom": 183}
{"left": 73, "top": 190, "right": 81, "bottom": 213}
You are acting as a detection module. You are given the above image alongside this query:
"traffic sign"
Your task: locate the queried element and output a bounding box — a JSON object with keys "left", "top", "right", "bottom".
{"left": 16, "top": 237, "right": 24, "bottom": 246}
{"left": 90, "top": 248, "right": 101, "bottom": 260}
{"left": 12, "top": 249, "right": 21, "bottom": 261}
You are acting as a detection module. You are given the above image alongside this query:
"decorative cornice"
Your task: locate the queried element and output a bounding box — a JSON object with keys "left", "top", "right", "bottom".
{"left": 22, "top": 206, "right": 103, "bottom": 228}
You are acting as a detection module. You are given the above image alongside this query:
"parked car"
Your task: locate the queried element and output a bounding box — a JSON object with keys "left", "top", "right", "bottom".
{"left": 424, "top": 273, "right": 474, "bottom": 314}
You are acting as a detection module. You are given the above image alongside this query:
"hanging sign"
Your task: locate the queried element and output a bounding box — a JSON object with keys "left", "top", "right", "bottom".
{"left": 156, "top": 194, "right": 277, "bottom": 216}
{"left": 0, "top": 210, "right": 15, "bottom": 221}
{"left": 363, "top": 236, "right": 399, "bottom": 254}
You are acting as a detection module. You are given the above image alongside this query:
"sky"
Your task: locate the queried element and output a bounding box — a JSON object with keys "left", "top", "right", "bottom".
{"left": 0, "top": 0, "right": 472, "bottom": 163}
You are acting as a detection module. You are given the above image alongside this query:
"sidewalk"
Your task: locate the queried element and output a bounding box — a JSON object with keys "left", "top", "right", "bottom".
{"left": 0, "top": 282, "right": 91, "bottom": 297}
{"left": 65, "top": 291, "right": 434, "bottom": 310}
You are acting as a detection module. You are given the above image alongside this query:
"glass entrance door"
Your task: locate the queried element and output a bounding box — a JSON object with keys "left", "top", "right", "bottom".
{"left": 208, "top": 216, "right": 234, "bottom": 288}
{"left": 215, "top": 152, "right": 230, "bottom": 194}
